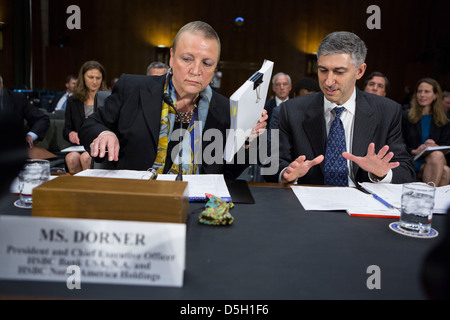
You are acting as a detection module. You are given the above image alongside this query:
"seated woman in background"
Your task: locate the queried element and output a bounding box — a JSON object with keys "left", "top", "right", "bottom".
{"left": 63, "top": 61, "right": 108, "bottom": 174}
{"left": 402, "top": 78, "right": 450, "bottom": 186}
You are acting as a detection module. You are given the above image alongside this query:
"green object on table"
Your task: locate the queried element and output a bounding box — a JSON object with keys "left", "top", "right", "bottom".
{"left": 199, "top": 193, "right": 234, "bottom": 226}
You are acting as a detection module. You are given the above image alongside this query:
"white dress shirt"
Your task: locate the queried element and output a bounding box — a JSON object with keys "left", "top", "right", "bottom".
{"left": 275, "top": 96, "right": 288, "bottom": 106}
{"left": 55, "top": 92, "right": 71, "bottom": 111}
{"left": 280, "top": 87, "right": 392, "bottom": 184}
{"left": 323, "top": 87, "right": 392, "bottom": 185}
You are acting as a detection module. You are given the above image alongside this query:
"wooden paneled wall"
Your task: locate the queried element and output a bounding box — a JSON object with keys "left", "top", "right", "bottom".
{"left": 1, "top": 0, "right": 449, "bottom": 103}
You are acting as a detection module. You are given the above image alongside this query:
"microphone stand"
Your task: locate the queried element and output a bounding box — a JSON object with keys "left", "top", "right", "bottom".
{"left": 162, "top": 93, "right": 183, "bottom": 181}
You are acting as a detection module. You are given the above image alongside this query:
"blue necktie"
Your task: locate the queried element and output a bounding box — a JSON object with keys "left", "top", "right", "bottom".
{"left": 61, "top": 94, "right": 68, "bottom": 110}
{"left": 324, "top": 107, "right": 348, "bottom": 186}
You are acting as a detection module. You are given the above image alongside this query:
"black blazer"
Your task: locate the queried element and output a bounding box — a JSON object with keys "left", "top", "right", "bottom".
{"left": 48, "top": 91, "right": 66, "bottom": 113}
{"left": 401, "top": 110, "right": 450, "bottom": 154}
{"left": 63, "top": 97, "right": 86, "bottom": 143}
{"left": 266, "top": 89, "right": 415, "bottom": 184}
{"left": 79, "top": 74, "right": 249, "bottom": 179}
{"left": 264, "top": 98, "right": 277, "bottom": 126}
{"left": 1, "top": 88, "right": 49, "bottom": 141}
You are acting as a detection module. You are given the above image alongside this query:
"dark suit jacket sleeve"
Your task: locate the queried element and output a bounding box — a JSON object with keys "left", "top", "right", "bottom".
{"left": 378, "top": 101, "right": 415, "bottom": 183}
{"left": 18, "top": 92, "right": 50, "bottom": 141}
{"left": 79, "top": 76, "right": 125, "bottom": 150}
{"left": 63, "top": 97, "right": 85, "bottom": 143}
{"left": 264, "top": 101, "right": 299, "bottom": 183}
{"left": 49, "top": 91, "right": 64, "bottom": 113}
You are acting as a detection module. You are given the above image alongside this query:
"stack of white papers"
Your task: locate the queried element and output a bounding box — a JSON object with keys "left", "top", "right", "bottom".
{"left": 290, "top": 186, "right": 400, "bottom": 218}
{"left": 291, "top": 183, "right": 450, "bottom": 218}
{"left": 414, "top": 146, "right": 450, "bottom": 161}
{"left": 360, "top": 182, "right": 450, "bottom": 214}
{"left": 75, "top": 170, "right": 231, "bottom": 202}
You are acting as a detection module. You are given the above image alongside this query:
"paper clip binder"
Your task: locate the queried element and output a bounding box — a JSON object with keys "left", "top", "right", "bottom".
{"left": 224, "top": 60, "right": 274, "bottom": 162}
{"left": 250, "top": 71, "right": 264, "bottom": 90}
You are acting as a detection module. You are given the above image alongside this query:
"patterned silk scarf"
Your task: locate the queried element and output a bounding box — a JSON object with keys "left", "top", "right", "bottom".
{"left": 153, "top": 71, "right": 211, "bottom": 175}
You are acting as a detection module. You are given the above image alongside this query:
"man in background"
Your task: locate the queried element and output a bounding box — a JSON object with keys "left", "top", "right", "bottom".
{"left": 264, "top": 72, "right": 292, "bottom": 143}
{"left": 363, "top": 71, "right": 389, "bottom": 97}
{"left": 146, "top": 62, "right": 169, "bottom": 76}
{"left": 49, "top": 75, "right": 78, "bottom": 112}
{"left": 0, "top": 75, "right": 49, "bottom": 149}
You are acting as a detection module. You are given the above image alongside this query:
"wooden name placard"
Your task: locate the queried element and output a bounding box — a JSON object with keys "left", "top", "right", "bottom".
{"left": 32, "top": 175, "right": 189, "bottom": 223}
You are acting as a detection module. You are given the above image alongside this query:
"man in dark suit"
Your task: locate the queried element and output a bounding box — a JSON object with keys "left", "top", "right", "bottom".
{"left": 264, "top": 72, "right": 292, "bottom": 128}
{"left": 266, "top": 32, "right": 415, "bottom": 185}
{"left": 79, "top": 21, "right": 267, "bottom": 179}
{"left": 0, "top": 75, "right": 49, "bottom": 149}
{"left": 48, "top": 75, "right": 77, "bottom": 113}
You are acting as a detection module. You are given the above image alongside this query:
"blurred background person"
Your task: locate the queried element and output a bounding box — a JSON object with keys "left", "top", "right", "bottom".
{"left": 49, "top": 75, "right": 78, "bottom": 112}
{"left": 63, "top": 61, "right": 108, "bottom": 174}
{"left": 0, "top": 74, "right": 49, "bottom": 150}
{"left": 443, "top": 91, "right": 450, "bottom": 118}
{"left": 402, "top": 78, "right": 450, "bottom": 186}
{"left": 363, "top": 71, "right": 389, "bottom": 97}
{"left": 146, "top": 61, "right": 169, "bottom": 76}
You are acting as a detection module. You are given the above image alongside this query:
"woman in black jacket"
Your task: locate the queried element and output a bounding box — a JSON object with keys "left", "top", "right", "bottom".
{"left": 63, "top": 61, "right": 108, "bottom": 174}
{"left": 402, "top": 78, "right": 450, "bottom": 186}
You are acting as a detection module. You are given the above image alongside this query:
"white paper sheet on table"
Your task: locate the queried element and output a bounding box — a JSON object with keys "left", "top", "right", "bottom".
{"left": 75, "top": 169, "right": 231, "bottom": 202}
{"left": 61, "top": 145, "right": 86, "bottom": 153}
{"left": 290, "top": 186, "right": 401, "bottom": 218}
{"left": 360, "top": 182, "right": 450, "bottom": 214}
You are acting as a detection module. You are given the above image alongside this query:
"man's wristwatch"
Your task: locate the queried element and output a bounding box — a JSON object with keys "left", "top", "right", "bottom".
{"left": 369, "top": 173, "right": 387, "bottom": 182}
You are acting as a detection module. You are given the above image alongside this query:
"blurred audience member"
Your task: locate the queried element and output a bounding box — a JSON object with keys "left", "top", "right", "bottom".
{"left": 402, "top": 78, "right": 450, "bottom": 186}
{"left": 264, "top": 72, "right": 292, "bottom": 134}
{"left": 443, "top": 91, "right": 450, "bottom": 118}
{"left": 147, "top": 62, "right": 169, "bottom": 76}
{"left": 50, "top": 75, "right": 78, "bottom": 112}
{"left": 0, "top": 74, "right": 49, "bottom": 149}
{"left": 63, "top": 61, "right": 108, "bottom": 174}
{"left": 363, "top": 71, "right": 389, "bottom": 97}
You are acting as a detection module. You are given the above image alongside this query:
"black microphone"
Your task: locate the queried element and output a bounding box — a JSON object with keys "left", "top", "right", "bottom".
{"left": 162, "top": 92, "right": 183, "bottom": 181}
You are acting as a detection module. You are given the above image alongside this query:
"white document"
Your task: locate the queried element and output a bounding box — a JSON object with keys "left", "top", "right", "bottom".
{"left": 0, "top": 215, "right": 186, "bottom": 287}
{"left": 359, "top": 183, "right": 403, "bottom": 208}
{"left": 61, "top": 146, "right": 86, "bottom": 153}
{"left": 435, "top": 185, "right": 450, "bottom": 214}
{"left": 360, "top": 182, "right": 450, "bottom": 214}
{"left": 290, "top": 186, "right": 401, "bottom": 218}
{"left": 414, "top": 146, "right": 450, "bottom": 161}
{"left": 156, "top": 174, "right": 231, "bottom": 202}
{"left": 224, "top": 60, "right": 274, "bottom": 162}
{"left": 75, "top": 170, "right": 231, "bottom": 202}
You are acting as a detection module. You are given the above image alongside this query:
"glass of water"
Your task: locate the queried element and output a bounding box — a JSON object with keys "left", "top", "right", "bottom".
{"left": 18, "top": 159, "right": 50, "bottom": 205}
{"left": 399, "top": 182, "right": 436, "bottom": 234}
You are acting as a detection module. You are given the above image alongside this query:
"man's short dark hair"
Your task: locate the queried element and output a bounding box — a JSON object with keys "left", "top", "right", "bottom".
{"left": 65, "top": 75, "right": 77, "bottom": 84}
{"left": 363, "top": 71, "right": 389, "bottom": 93}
